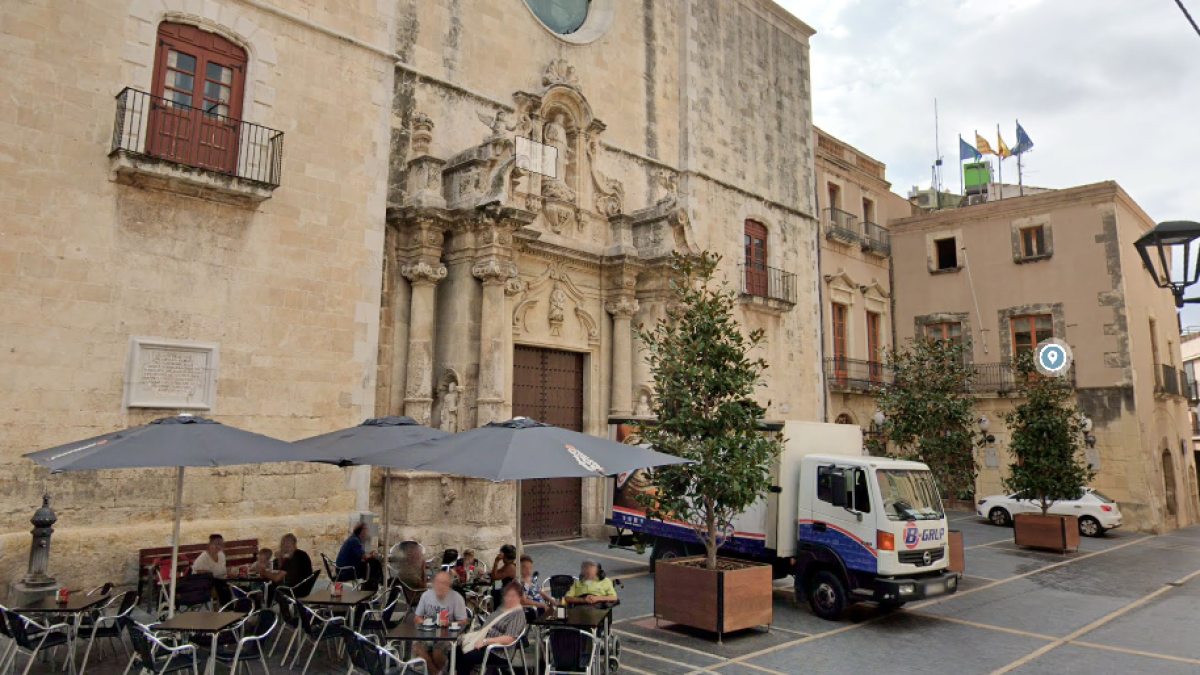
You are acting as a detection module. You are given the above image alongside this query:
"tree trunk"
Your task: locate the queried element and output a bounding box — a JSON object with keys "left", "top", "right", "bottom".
{"left": 705, "top": 501, "right": 718, "bottom": 570}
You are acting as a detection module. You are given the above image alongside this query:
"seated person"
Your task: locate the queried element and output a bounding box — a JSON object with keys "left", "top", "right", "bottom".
{"left": 396, "top": 541, "right": 427, "bottom": 591}
{"left": 412, "top": 571, "right": 468, "bottom": 675}
{"left": 440, "top": 548, "right": 459, "bottom": 570}
{"left": 191, "top": 534, "right": 227, "bottom": 578}
{"left": 335, "top": 523, "right": 382, "bottom": 590}
{"left": 564, "top": 559, "right": 618, "bottom": 606}
{"left": 454, "top": 549, "right": 481, "bottom": 583}
{"left": 453, "top": 582, "right": 527, "bottom": 675}
{"left": 491, "top": 544, "right": 518, "bottom": 584}
{"left": 518, "top": 555, "right": 550, "bottom": 615}
{"left": 257, "top": 534, "right": 315, "bottom": 599}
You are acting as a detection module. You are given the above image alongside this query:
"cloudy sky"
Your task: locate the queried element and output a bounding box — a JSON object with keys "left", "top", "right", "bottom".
{"left": 776, "top": 0, "right": 1200, "bottom": 320}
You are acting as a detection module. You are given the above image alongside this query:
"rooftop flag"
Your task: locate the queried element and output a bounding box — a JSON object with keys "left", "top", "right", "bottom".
{"left": 960, "top": 135, "right": 982, "bottom": 162}
{"left": 975, "top": 132, "right": 996, "bottom": 157}
{"left": 997, "top": 128, "right": 1012, "bottom": 159}
{"left": 1014, "top": 121, "right": 1035, "bottom": 155}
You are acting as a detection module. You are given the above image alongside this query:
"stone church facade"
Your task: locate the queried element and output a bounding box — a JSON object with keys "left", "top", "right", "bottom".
{"left": 0, "top": 0, "right": 820, "bottom": 593}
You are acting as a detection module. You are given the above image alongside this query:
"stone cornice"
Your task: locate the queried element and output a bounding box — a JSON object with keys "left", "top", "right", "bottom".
{"left": 889, "top": 181, "right": 1135, "bottom": 233}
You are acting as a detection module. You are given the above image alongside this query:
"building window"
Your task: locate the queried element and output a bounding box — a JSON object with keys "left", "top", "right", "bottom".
{"left": 925, "top": 321, "right": 963, "bottom": 344}
{"left": 524, "top": 0, "right": 590, "bottom": 34}
{"left": 1020, "top": 225, "right": 1047, "bottom": 258}
{"left": 862, "top": 198, "right": 876, "bottom": 225}
{"left": 832, "top": 303, "right": 848, "bottom": 361}
{"left": 934, "top": 237, "right": 958, "bottom": 270}
{"left": 1011, "top": 314, "right": 1053, "bottom": 358}
{"left": 744, "top": 220, "right": 768, "bottom": 297}
{"left": 827, "top": 183, "right": 841, "bottom": 210}
{"left": 150, "top": 23, "right": 247, "bottom": 173}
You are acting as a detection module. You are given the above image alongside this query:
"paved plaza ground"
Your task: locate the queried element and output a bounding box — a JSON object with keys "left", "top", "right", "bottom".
{"left": 66, "top": 512, "right": 1200, "bottom": 675}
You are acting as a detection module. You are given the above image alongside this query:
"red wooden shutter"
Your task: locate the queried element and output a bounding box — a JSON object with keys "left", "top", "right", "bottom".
{"left": 744, "top": 220, "right": 768, "bottom": 296}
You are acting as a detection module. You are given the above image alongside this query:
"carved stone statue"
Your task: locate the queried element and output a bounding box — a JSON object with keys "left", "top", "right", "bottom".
{"left": 634, "top": 392, "right": 652, "bottom": 417}
{"left": 541, "top": 113, "right": 576, "bottom": 202}
{"left": 548, "top": 286, "right": 566, "bottom": 336}
{"left": 440, "top": 381, "right": 459, "bottom": 433}
{"left": 477, "top": 110, "right": 516, "bottom": 140}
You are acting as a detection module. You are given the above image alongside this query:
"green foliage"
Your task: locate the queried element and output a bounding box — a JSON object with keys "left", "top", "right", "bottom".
{"left": 869, "top": 338, "right": 979, "bottom": 500}
{"left": 1002, "top": 353, "right": 1094, "bottom": 515}
{"left": 635, "top": 252, "right": 783, "bottom": 570}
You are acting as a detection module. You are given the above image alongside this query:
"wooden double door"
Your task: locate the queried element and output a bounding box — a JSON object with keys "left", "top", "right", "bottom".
{"left": 513, "top": 345, "right": 584, "bottom": 542}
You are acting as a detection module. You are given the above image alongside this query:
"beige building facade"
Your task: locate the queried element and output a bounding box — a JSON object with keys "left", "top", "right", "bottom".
{"left": 890, "top": 182, "right": 1199, "bottom": 533}
{"left": 814, "top": 129, "right": 910, "bottom": 429}
{"left": 0, "top": 0, "right": 823, "bottom": 594}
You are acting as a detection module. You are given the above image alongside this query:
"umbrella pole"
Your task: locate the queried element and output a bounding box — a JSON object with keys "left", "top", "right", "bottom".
{"left": 515, "top": 479, "right": 523, "bottom": 561}
{"left": 382, "top": 468, "right": 391, "bottom": 589}
{"left": 167, "top": 466, "right": 184, "bottom": 619}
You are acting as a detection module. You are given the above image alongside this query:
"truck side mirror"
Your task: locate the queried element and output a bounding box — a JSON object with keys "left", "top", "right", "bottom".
{"left": 830, "top": 472, "right": 848, "bottom": 508}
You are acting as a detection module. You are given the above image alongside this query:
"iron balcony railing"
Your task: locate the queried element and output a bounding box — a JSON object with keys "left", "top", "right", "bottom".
{"left": 823, "top": 207, "right": 860, "bottom": 243}
{"left": 739, "top": 263, "right": 798, "bottom": 305}
{"left": 1158, "top": 364, "right": 1182, "bottom": 397}
{"left": 823, "top": 358, "right": 1076, "bottom": 394}
{"left": 862, "top": 221, "right": 891, "bottom": 256}
{"left": 1186, "top": 376, "right": 1199, "bottom": 403}
{"left": 111, "top": 87, "right": 284, "bottom": 187}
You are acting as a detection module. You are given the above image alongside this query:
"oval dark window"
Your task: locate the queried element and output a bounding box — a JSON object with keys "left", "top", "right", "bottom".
{"left": 525, "top": 0, "right": 589, "bottom": 35}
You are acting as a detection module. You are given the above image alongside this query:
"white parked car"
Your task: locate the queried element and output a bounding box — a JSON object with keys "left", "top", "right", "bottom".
{"left": 977, "top": 488, "right": 1123, "bottom": 537}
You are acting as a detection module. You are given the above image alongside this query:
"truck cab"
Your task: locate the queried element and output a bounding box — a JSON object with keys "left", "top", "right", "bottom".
{"left": 795, "top": 454, "right": 959, "bottom": 620}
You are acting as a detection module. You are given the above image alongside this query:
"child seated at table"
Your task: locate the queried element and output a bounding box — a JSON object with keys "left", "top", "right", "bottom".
{"left": 454, "top": 549, "right": 480, "bottom": 583}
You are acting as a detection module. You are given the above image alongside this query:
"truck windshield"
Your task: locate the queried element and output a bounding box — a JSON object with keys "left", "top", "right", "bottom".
{"left": 876, "top": 469, "right": 944, "bottom": 521}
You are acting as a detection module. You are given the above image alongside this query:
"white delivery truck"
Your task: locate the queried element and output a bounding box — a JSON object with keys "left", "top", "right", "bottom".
{"left": 609, "top": 420, "right": 960, "bottom": 620}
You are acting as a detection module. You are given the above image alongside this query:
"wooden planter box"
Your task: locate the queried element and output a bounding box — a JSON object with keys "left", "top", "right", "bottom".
{"left": 947, "top": 529, "right": 965, "bottom": 573}
{"left": 1013, "top": 513, "right": 1080, "bottom": 552}
{"left": 654, "top": 556, "right": 772, "bottom": 640}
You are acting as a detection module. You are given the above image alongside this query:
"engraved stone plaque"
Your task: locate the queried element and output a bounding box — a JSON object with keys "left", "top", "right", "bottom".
{"left": 985, "top": 446, "right": 999, "bottom": 469}
{"left": 125, "top": 337, "right": 219, "bottom": 410}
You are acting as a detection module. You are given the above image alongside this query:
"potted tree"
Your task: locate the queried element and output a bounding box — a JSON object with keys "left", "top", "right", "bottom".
{"left": 870, "top": 337, "right": 977, "bottom": 573}
{"left": 636, "top": 252, "right": 782, "bottom": 640}
{"left": 1003, "top": 355, "right": 1093, "bottom": 552}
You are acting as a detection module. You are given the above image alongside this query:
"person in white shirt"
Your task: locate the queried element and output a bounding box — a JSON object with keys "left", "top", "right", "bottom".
{"left": 191, "top": 534, "right": 227, "bottom": 578}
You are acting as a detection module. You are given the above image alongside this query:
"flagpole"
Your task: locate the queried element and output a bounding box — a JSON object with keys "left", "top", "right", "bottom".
{"left": 958, "top": 134, "right": 964, "bottom": 198}
{"left": 1017, "top": 119, "right": 1025, "bottom": 196}
{"left": 996, "top": 124, "right": 1003, "bottom": 201}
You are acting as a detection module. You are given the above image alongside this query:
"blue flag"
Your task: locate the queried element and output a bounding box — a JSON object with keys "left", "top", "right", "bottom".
{"left": 959, "top": 135, "right": 981, "bottom": 162}
{"left": 1014, "top": 122, "right": 1034, "bottom": 155}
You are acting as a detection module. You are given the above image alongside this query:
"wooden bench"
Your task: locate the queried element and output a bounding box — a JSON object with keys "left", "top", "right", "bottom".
{"left": 137, "top": 538, "right": 259, "bottom": 609}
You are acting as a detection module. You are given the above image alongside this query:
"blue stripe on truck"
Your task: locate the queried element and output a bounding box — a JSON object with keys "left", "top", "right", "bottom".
{"left": 611, "top": 509, "right": 767, "bottom": 556}
{"left": 798, "top": 520, "right": 878, "bottom": 574}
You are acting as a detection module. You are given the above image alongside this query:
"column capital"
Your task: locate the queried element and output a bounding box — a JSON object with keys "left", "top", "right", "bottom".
{"left": 472, "top": 258, "right": 518, "bottom": 285}
{"left": 400, "top": 260, "right": 447, "bottom": 285}
{"left": 606, "top": 297, "right": 640, "bottom": 319}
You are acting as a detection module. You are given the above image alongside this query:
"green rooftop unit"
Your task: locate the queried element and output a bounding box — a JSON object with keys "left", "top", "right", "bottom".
{"left": 964, "top": 161, "right": 992, "bottom": 196}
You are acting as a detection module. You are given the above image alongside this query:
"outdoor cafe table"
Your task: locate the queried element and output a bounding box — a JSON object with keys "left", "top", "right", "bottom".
{"left": 10, "top": 594, "right": 112, "bottom": 675}
{"left": 153, "top": 611, "right": 246, "bottom": 675}
{"left": 299, "top": 588, "right": 374, "bottom": 627}
{"left": 531, "top": 606, "right": 614, "bottom": 675}
{"left": 385, "top": 622, "right": 462, "bottom": 673}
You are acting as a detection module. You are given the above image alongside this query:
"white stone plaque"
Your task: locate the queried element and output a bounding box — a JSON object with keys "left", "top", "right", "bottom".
{"left": 125, "top": 337, "right": 219, "bottom": 410}
{"left": 515, "top": 135, "right": 558, "bottom": 179}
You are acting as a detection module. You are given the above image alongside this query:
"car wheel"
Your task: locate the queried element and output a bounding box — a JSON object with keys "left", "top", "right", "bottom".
{"left": 1078, "top": 516, "right": 1103, "bottom": 537}
{"left": 989, "top": 507, "right": 1012, "bottom": 527}
{"left": 807, "top": 570, "right": 848, "bottom": 621}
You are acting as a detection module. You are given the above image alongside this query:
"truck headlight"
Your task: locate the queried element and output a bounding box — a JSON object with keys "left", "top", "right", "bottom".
{"left": 899, "top": 584, "right": 916, "bottom": 595}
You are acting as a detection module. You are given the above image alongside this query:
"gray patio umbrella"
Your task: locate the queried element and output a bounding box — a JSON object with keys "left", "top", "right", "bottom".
{"left": 355, "top": 417, "right": 691, "bottom": 557}
{"left": 292, "top": 416, "right": 448, "bottom": 586}
{"left": 23, "top": 414, "right": 305, "bottom": 617}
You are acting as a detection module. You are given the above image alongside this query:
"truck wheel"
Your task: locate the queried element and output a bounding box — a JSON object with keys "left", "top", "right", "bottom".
{"left": 1078, "top": 516, "right": 1103, "bottom": 537}
{"left": 649, "top": 540, "right": 687, "bottom": 573}
{"left": 989, "top": 507, "right": 1012, "bottom": 527}
{"left": 807, "top": 571, "right": 848, "bottom": 621}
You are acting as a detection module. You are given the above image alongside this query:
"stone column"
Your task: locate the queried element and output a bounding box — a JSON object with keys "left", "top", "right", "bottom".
{"left": 473, "top": 258, "right": 514, "bottom": 426}
{"left": 401, "top": 260, "right": 447, "bottom": 426}
{"left": 606, "top": 297, "right": 639, "bottom": 417}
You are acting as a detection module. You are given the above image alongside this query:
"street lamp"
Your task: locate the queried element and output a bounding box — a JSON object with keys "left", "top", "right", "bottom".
{"left": 1081, "top": 414, "right": 1096, "bottom": 449}
{"left": 977, "top": 414, "right": 994, "bottom": 445}
{"left": 872, "top": 410, "right": 886, "bottom": 427}
{"left": 1133, "top": 220, "right": 1200, "bottom": 308}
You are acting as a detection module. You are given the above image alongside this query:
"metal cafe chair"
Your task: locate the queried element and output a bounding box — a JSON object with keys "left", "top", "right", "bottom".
{"left": 479, "top": 623, "right": 530, "bottom": 675}
{"left": 268, "top": 589, "right": 301, "bottom": 662}
{"left": 356, "top": 586, "right": 404, "bottom": 637}
{"left": 344, "top": 629, "right": 427, "bottom": 675}
{"left": 292, "top": 600, "right": 347, "bottom": 675}
{"left": 121, "top": 619, "right": 199, "bottom": 675}
{"left": 321, "top": 553, "right": 361, "bottom": 591}
{"left": 78, "top": 590, "right": 138, "bottom": 675}
{"left": 210, "top": 610, "right": 277, "bottom": 675}
{"left": 543, "top": 627, "right": 601, "bottom": 675}
{"left": 0, "top": 606, "right": 74, "bottom": 675}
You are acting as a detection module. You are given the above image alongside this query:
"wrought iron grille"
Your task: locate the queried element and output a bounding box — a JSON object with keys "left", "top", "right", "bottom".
{"left": 111, "top": 88, "right": 284, "bottom": 187}
{"left": 863, "top": 220, "right": 891, "bottom": 255}
{"left": 739, "top": 263, "right": 798, "bottom": 304}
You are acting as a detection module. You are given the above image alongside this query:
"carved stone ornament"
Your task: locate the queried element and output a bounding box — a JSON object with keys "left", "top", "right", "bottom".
{"left": 504, "top": 275, "right": 527, "bottom": 297}
{"left": 400, "top": 261, "right": 447, "bottom": 284}
{"left": 656, "top": 169, "right": 679, "bottom": 209}
{"left": 472, "top": 258, "right": 518, "bottom": 283}
{"left": 543, "top": 199, "right": 576, "bottom": 234}
{"left": 606, "top": 297, "right": 640, "bottom": 319}
{"left": 476, "top": 109, "right": 518, "bottom": 141}
{"left": 548, "top": 285, "right": 567, "bottom": 336}
{"left": 588, "top": 138, "right": 624, "bottom": 216}
{"left": 411, "top": 112, "right": 434, "bottom": 155}
{"left": 542, "top": 58, "right": 581, "bottom": 90}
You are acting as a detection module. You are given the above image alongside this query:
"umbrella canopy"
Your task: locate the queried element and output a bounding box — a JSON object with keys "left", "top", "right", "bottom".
{"left": 291, "top": 416, "right": 448, "bottom": 467}
{"left": 24, "top": 414, "right": 305, "bottom": 472}
{"left": 356, "top": 417, "right": 691, "bottom": 480}
{"left": 24, "top": 414, "right": 303, "bottom": 618}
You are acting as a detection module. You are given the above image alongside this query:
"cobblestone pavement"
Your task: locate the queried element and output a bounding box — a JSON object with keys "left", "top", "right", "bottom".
{"left": 32, "top": 515, "right": 1200, "bottom": 675}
